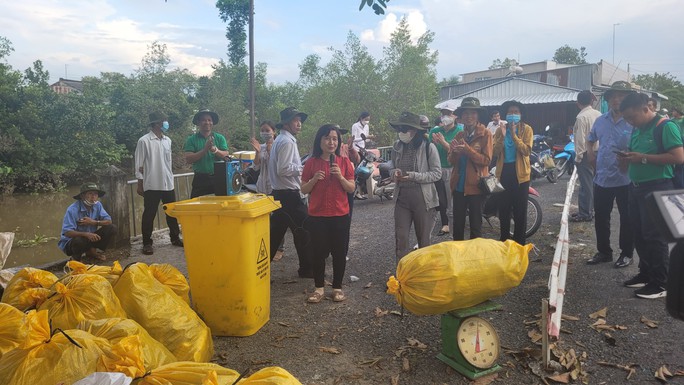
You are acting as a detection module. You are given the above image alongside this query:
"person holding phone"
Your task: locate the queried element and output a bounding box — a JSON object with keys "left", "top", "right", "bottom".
{"left": 301, "top": 124, "right": 355, "bottom": 303}
{"left": 184, "top": 109, "right": 229, "bottom": 197}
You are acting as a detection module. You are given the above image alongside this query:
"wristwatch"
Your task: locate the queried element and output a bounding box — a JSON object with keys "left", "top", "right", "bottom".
{"left": 641, "top": 156, "right": 648, "bottom": 164}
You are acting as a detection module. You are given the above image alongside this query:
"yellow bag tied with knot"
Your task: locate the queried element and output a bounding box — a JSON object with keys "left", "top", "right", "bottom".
{"left": 113, "top": 263, "right": 214, "bottom": 362}
{"left": 0, "top": 309, "right": 112, "bottom": 385}
{"left": 237, "top": 367, "right": 303, "bottom": 384}
{"left": 386, "top": 239, "right": 532, "bottom": 315}
{"left": 1, "top": 267, "right": 57, "bottom": 311}
{"left": 0, "top": 303, "right": 27, "bottom": 359}
{"left": 38, "top": 274, "right": 127, "bottom": 330}
{"left": 78, "top": 317, "right": 176, "bottom": 371}
{"left": 65, "top": 260, "right": 123, "bottom": 286}
{"left": 135, "top": 361, "right": 240, "bottom": 385}
{"left": 149, "top": 263, "right": 191, "bottom": 305}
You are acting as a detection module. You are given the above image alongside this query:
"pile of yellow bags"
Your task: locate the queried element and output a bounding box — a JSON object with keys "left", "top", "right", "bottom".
{"left": 0, "top": 262, "right": 304, "bottom": 384}
{"left": 387, "top": 239, "right": 532, "bottom": 315}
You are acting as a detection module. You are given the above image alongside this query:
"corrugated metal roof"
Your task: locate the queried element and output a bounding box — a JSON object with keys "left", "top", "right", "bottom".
{"left": 436, "top": 77, "right": 580, "bottom": 109}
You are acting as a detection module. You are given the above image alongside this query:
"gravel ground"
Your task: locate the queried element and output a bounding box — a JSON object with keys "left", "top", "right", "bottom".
{"left": 112, "top": 176, "right": 684, "bottom": 384}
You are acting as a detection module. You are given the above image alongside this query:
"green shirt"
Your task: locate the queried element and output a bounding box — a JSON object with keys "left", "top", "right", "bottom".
{"left": 628, "top": 116, "right": 683, "bottom": 183}
{"left": 428, "top": 125, "right": 462, "bottom": 168}
{"left": 183, "top": 132, "right": 229, "bottom": 174}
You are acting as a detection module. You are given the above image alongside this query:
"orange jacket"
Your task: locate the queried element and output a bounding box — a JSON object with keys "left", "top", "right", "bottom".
{"left": 448, "top": 123, "right": 493, "bottom": 195}
{"left": 492, "top": 122, "right": 533, "bottom": 184}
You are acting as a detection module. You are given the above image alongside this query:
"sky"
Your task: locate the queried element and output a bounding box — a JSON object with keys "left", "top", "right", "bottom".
{"left": 1, "top": 0, "right": 682, "bottom": 87}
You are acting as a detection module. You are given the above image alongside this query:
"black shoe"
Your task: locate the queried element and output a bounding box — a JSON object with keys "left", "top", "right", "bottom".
{"left": 570, "top": 215, "right": 593, "bottom": 223}
{"left": 586, "top": 252, "right": 612, "bottom": 265}
{"left": 634, "top": 283, "right": 667, "bottom": 299}
{"left": 171, "top": 238, "right": 184, "bottom": 247}
{"left": 298, "top": 269, "right": 314, "bottom": 279}
{"left": 142, "top": 244, "right": 154, "bottom": 255}
{"left": 613, "top": 255, "right": 633, "bottom": 268}
{"left": 624, "top": 274, "right": 649, "bottom": 288}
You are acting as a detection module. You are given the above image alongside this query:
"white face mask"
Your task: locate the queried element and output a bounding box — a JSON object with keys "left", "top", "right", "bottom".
{"left": 441, "top": 116, "right": 454, "bottom": 126}
{"left": 398, "top": 132, "right": 413, "bottom": 143}
{"left": 259, "top": 132, "right": 273, "bottom": 141}
{"left": 83, "top": 199, "right": 96, "bottom": 207}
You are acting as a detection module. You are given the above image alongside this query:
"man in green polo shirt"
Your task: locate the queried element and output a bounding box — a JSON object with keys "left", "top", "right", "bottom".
{"left": 618, "top": 92, "right": 684, "bottom": 299}
{"left": 184, "top": 109, "right": 230, "bottom": 197}
{"left": 429, "top": 111, "right": 462, "bottom": 236}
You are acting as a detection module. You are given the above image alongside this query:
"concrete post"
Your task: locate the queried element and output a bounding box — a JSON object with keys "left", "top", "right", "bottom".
{"left": 97, "top": 165, "right": 130, "bottom": 248}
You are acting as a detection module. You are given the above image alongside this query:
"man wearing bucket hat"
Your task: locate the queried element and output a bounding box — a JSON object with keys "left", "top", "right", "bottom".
{"left": 58, "top": 182, "right": 117, "bottom": 261}
{"left": 135, "top": 112, "right": 183, "bottom": 255}
{"left": 184, "top": 108, "right": 230, "bottom": 197}
{"left": 268, "top": 107, "right": 314, "bottom": 278}
{"left": 448, "top": 97, "right": 492, "bottom": 241}
{"left": 390, "top": 111, "right": 441, "bottom": 261}
{"left": 584, "top": 80, "right": 636, "bottom": 267}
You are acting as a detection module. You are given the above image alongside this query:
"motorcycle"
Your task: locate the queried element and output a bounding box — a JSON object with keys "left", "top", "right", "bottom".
{"left": 553, "top": 134, "right": 575, "bottom": 178}
{"left": 531, "top": 131, "right": 558, "bottom": 183}
{"left": 355, "top": 146, "right": 395, "bottom": 201}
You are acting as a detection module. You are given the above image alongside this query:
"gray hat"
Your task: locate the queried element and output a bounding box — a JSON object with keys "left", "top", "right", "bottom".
{"left": 604, "top": 81, "right": 636, "bottom": 100}
{"left": 73, "top": 182, "right": 106, "bottom": 199}
{"left": 192, "top": 109, "right": 220, "bottom": 125}
{"left": 390, "top": 111, "right": 426, "bottom": 132}
{"left": 148, "top": 111, "right": 167, "bottom": 126}
{"left": 455, "top": 97, "right": 485, "bottom": 115}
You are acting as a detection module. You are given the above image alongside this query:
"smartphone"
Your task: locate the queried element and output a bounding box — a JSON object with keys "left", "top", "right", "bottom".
{"left": 613, "top": 150, "right": 627, "bottom": 157}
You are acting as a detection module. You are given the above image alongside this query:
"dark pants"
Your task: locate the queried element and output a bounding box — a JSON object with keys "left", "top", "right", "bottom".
{"left": 63, "top": 224, "right": 117, "bottom": 258}
{"left": 452, "top": 191, "right": 484, "bottom": 241}
{"left": 142, "top": 190, "right": 181, "bottom": 246}
{"left": 630, "top": 179, "right": 673, "bottom": 287}
{"left": 347, "top": 192, "right": 354, "bottom": 218}
{"left": 673, "top": 164, "right": 684, "bottom": 189}
{"left": 435, "top": 179, "right": 449, "bottom": 226}
{"left": 270, "top": 189, "right": 312, "bottom": 275}
{"left": 190, "top": 173, "right": 214, "bottom": 198}
{"left": 308, "top": 215, "right": 350, "bottom": 289}
{"left": 498, "top": 163, "right": 529, "bottom": 245}
{"left": 593, "top": 184, "right": 633, "bottom": 257}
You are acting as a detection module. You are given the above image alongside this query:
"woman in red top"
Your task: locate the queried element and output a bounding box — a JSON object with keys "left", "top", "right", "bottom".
{"left": 301, "top": 124, "right": 356, "bottom": 303}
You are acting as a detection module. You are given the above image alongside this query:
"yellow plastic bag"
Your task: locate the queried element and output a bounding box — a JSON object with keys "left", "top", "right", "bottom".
{"left": 0, "top": 303, "right": 27, "bottom": 359}
{"left": 149, "top": 263, "right": 191, "bottom": 305}
{"left": 0, "top": 310, "right": 112, "bottom": 385}
{"left": 65, "top": 260, "right": 123, "bottom": 285}
{"left": 238, "top": 367, "right": 303, "bottom": 385}
{"left": 136, "top": 361, "right": 240, "bottom": 385}
{"left": 38, "top": 274, "right": 127, "bottom": 330}
{"left": 387, "top": 239, "right": 532, "bottom": 315}
{"left": 1, "top": 267, "right": 57, "bottom": 311}
{"left": 114, "top": 263, "right": 213, "bottom": 362}
{"left": 97, "top": 335, "right": 147, "bottom": 379}
{"left": 78, "top": 317, "right": 176, "bottom": 370}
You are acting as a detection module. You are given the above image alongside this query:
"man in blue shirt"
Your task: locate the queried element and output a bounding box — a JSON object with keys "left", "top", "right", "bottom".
{"left": 58, "top": 182, "right": 117, "bottom": 261}
{"left": 585, "top": 81, "right": 635, "bottom": 267}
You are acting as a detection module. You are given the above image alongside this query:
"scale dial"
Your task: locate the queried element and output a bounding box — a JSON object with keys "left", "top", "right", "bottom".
{"left": 456, "top": 316, "right": 500, "bottom": 369}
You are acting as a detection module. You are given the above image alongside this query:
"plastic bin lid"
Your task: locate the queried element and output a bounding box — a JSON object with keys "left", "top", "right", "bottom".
{"left": 164, "top": 193, "right": 281, "bottom": 218}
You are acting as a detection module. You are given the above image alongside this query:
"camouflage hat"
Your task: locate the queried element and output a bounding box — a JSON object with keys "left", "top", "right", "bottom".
{"left": 604, "top": 81, "right": 636, "bottom": 100}
{"left": 73, "top": 182, "right": 106, "bottom": 199}
{"left": 390, "top": 111, "right": 425, "bottom": 132}
{"left": 455, "top": 97, "right": 485, "bottom": 115}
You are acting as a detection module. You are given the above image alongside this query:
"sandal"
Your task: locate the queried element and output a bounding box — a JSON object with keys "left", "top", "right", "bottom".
{"left": 307, "top": 291, "right": 324, "bottom": 303}
{"left": 332, "top": 290, "right": 346, "bottom": 302}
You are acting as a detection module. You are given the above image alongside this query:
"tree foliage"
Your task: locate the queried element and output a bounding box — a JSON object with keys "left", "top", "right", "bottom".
{"left": 216, "top": 0, "right": 250, "bottom": 67}
{"left": 552, "top": 44, "right": 587, "bottom": 65}
{"left": 488, "top": 58, "right": 517, "bottom": 70}
{"left": 634, "top": 72, "right": 684, "bottom": 111}
{"left": 358, "top": 0, "right": 390, "bottom": 15}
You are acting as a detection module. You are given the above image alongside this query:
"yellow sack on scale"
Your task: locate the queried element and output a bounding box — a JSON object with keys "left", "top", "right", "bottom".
{"left": 0, "top": 303, "right": 27, "bottom": 359}
{"left": 65, "top": 260, "right": 123, "bottom": 285}
{"left": 149, "top": 263, "right": 191, "bottom": 305}
{"left": 135, "top": 361, "right": 240, "bottom": 385}
{"left": 38, "top": 274, "right": 127, "bottom": 330}
{"left": 1, "top": 267, "right": 57, "bottom": 311}
{"left": 237, "top": 367, "right": 303, "bottom": 385}
{"left": 114, "top": 263, "right": 213, "bottom": 362}
{"left": 387, "top": 239, "right": 532, "bottom": 315}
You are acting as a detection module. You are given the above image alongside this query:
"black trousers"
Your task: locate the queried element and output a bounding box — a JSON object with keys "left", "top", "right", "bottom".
{"left": 629, "top": 180, "right": 673, "bottom": 287}
{"left": 308, "top": 215, "right": 351, "bottom": 289}
{"left": 498, "top": 163, "right": 529, "bottom": 245}
{"left": 435, "top": 178, "right": 449, "bottom": 226}
{"left": 190, "top": 173, "right": 214, "bottom": 198}
{"left": 270, "top": 189, "right": 312, "bottom": 275}
{"left": 593, "top": 184, "right": 633, "bottom": 257}
{"left": 452, "top": 191, "right": 484, "bottom": 241}
{"left": 142, "top": 189, "right": 181, "bottom": 246}
{"left": 63, "top": 224, "right": 117, "bottom": 258}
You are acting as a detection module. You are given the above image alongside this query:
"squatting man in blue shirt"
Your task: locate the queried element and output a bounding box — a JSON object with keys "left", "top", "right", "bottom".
{"left": 57, "top": 182, "right": 117, "bottom": 262}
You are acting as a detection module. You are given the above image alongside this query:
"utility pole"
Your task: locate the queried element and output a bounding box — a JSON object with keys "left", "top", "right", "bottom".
{"left": 65, "top": 64, "right": 68, "bottom": 79}
{"left": 612, "top": 23, "right": 620, "bottom": 64}
{"left": 248, "top": 0, "right": 255, "bottom": 138}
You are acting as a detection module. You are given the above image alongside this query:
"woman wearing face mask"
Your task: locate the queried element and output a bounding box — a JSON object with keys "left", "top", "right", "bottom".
{"left": 492, "top": 100, "right": 534, "bottom": 245}
{"left": 429, "top": 113, "right": 463, "bottom": 236}
{"left": 352, "top": 112, "right": 373, "bottom": 199}
{"left": 250, "top": 120, "right": 277, "bottom": 195}
{"left": 390, "top": 112, "right": 442, "bottom": 261}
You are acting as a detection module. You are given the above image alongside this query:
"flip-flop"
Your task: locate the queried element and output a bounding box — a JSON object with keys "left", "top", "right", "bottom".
{"left": 332, "top": 290, "right": 346, "bottom": 302}
{"left": 307, "top": 291, "right": 324, "bottom": 303}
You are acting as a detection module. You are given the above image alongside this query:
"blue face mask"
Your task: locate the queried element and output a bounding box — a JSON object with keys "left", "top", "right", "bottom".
{"left": 506, "top": 114, "right": 521, "bottom": 124}
{"left": 161, "top": 121, "right": 169, "bottom": 132}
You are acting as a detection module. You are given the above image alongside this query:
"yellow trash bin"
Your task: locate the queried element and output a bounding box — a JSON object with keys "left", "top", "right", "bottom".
{"left": 164, "top": 193, "right": 281, "bottom": 336}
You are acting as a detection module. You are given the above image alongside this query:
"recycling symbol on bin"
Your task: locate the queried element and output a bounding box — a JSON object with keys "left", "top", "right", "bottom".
{"left": 256, "top": 239, "right": 268, "bottom": 264}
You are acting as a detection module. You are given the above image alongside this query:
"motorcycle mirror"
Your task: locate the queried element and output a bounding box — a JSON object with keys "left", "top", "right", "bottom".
{"left": 545, "top": 125, "right": 550, "bottom": 132}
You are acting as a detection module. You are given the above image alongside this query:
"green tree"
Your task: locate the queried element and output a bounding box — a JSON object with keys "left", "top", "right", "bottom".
{"left": 634, "top": 72, "right": 684, "bottom": 111}
{"left": 216, "top": 0, "right": 250, "bottom": 67}
{"left": 552, "top": 44, "right": 587, "bottom": 65}
{"left": 439, "top": 75, "right": 460, "bottom": 87}
{"left": 488, "top": 58, "right": 517, "bottom": 70}
{"left": 358, "top": 0, "right": 390, "bottom": 15}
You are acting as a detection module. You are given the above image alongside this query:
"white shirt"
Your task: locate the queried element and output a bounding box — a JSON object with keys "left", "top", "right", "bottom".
{"left": 134, "top": 131, "right": 174, "bottom": 191}
{"left": 574, "top": 105, "right": 602, "bottom": 162}
{"left": 487, "top": 121, "right": 501, "bottom": 135}
{"left": 268, "top": 130, "right": 302, "bottom": 190}
{"left": 351, "top": 121, "right": 369, "bottom": 149}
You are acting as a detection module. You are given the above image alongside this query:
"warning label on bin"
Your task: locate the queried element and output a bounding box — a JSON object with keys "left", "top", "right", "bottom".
{"left": 256, "top": 238, "right": 269, "bottom": 280}
{"left": 257, "top": 239, "right": 268, "bottom": 264}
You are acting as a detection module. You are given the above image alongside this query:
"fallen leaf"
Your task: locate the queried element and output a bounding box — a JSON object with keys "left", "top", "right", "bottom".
{"left": 358, "top": 357, "right": 383, "bottom": 367}
{"left": 561, "top": 314, "right": 580, "bottom": 321}
{"left": 589, "top": 307, "right": 608, "bottom": 319}
{"left": 319, "top": 346, "right": 341, "bottom": 354}
{"left": 603, "top": 332, "right": 616, "bottom": 346}
{"left": 640, "top": 316, "right": 659, "bottom": 328}
{"left": 402, "top": 357, "right": 410, "bottom": 372}
{"left": 364, "top": 282, "right": 372, "bottom": 288}
{"left": 277, "top": 322, "right": 290, "bottom": 327}
{"left": 390, "top": 310, "right": 402, "bottom": 316}
{"left": 597, "top": 361, "right": 638, "bottom": 380}
{"left": 407, "top": 337, "right": 427, "bottom": 349}
{"left": 528, "top": 329, "right": 543, "bottom": 343}
{"left": 374, "top": 307, "right": 388, "bottom": 317}
{"left": 391, "top": 374, "right": 399, "bottom": 385}
{"left": 547, "top": 372, "right": 570, "bottom": 383}
{"left": 655, "top": 365, "right": 672, "bottom": 382}
{"left": 591, "top": 319, "right": 607, "bottom": 327}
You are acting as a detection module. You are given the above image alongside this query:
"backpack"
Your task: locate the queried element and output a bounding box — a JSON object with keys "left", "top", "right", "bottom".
{"left": 653, "top": 117, "right": 671, "bottom": 154}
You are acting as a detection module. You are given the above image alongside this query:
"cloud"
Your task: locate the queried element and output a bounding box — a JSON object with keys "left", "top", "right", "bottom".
{"left": 360, "top": 9, "right": 428, "bottom": 44}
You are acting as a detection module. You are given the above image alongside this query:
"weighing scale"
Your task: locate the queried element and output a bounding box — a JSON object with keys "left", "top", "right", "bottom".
{"left": 437, "top": 301, "right": 502, "bottom": 380}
